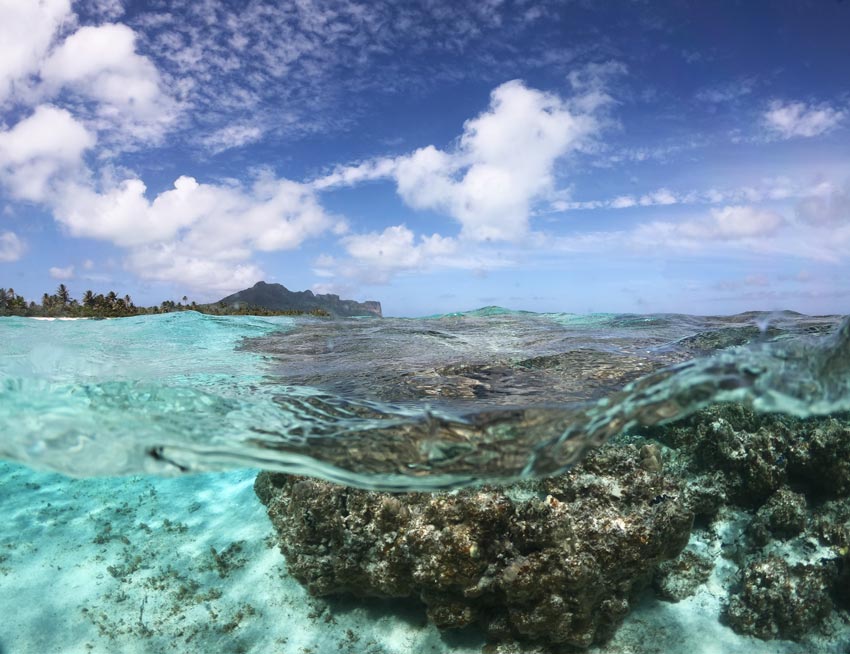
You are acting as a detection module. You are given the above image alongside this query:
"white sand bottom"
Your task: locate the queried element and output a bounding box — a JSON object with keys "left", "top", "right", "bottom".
{"left": 1, "top": 462, "right": 847, "bottom": 654}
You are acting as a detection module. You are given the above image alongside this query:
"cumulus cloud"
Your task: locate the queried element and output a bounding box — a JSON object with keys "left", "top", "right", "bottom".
{"left": 764, "top": 100, "right": 845, "bottom": 139}
{"left": 0, "top": 105, "right": 95, "bottom": 201}
{"left": 0, "top": 2, "right": 177, "bottom": 148}
{"left": 0, "top": 0, "right": 71, "bottom": 103}
{"left": 52, "top": 173, "right": 341, "bottom": 293}
{"left": 0, "top": 231, "right": 25, "bottom": 262}
{"left": 0, "top": 5, "right": 333, "bottom": 294}
{"left": 49, "top": 265, "right": 75, "bottom": 280}
{"left": 39, "top": 23, "right": 177, "bottom": 141}
{"left": 124, "top": 244, "right": 265, "bottom": 293}
{"left": 342, "top": 225, "right": 458, "bottom": 278}
{"left": 323, "top": 223, "right": 515, "bottom": 284}
{"left": 317, "top": 80, "right": 598, "bottom": 242}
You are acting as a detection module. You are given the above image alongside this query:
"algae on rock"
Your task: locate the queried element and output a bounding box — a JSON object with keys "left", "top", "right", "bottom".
{"left": 256, "top": 444, "right": 693, "bottom": 650}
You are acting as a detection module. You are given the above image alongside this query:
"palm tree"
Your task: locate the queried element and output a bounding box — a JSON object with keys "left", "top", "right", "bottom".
{"left": 56, "top": 284, "right": 70, "bottom": 306}
{"left": 42, "top": 293, "right": 53, "bottom": 310}
{"left": 83, "top": 290, "right": 95, "bottom": 308}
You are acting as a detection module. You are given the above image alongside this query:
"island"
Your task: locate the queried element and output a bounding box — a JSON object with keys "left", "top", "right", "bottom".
{"left": 0, "top": 282, "right": 382, "bottom": 319}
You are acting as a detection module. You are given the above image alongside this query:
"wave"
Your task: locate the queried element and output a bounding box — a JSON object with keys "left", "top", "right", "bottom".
{"left": 0, "top": 310, "right": 847, "bottom": 490}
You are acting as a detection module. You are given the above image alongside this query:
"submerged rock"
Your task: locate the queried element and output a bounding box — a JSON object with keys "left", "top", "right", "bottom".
{"left": 256, "top": 445, "right": 693, "bottom": 650}
{"left": 725, "top": 556, "right": 835, "bottom": 640}
{"left": 645, "top": 404, "right": 850, "bottom": 640}
{"left": 254, "top": 403, "right": 850, "bottom": 648}
{"left": 653, "top": 549, "right": 714, "bottom": 602}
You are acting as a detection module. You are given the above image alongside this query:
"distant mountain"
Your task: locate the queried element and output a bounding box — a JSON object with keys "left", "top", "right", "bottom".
{"left": 217, "top": 281, "right": 382, "bottom": 317}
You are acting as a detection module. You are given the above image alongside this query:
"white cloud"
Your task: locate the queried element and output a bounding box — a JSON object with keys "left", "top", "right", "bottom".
{"left": 124, "top": 244, "right": 265, "bottom": 294}
{"left": 795, "top": 181, "right": 850, "bottom": 227}
{"left": 0, "top": 231, "right": 25, "bottom": 262}
{"left": 555, "top": 178, "right": 836, "bottom": 214}
{"left": 343, "top": 225, "right": 458, "bottom": 273}
{"left": 313, "top": 157, "right": 398, "bottom": 191}
{"left": 764, "top": 100, "right": 845, "bottom": 139}
{"left": 405, "top": 80, "right": 597, "bottom": 240}
{"left": 610, "top": 195, "right": 637, "bottom": 209}
{"left": 40, "top": 23, "right": 176, "bottom": 141}
{"left": 0, "top": 0, "right": 71, "bottom": 103}
{"left": 201, "top": 123, "right": 265, "bottom": 154}
{"left": 82, "top": 0, "right": 125, "bottom": 20}
{"left": 330, "top": 223, "right": 516, "bottom": 284}
{"left": 636, "top": 205, "right": 784, "bottom": 245}
{"left": 53, "top": 173, "right": 340, "bottom": 293}
{"left": 566, "top": 60, "right": 626, "bottom": 113}
{"left": 317, "top": 80, "right": 598, "bottom": 241}
{"left": 638, "top": 188, "right": 678, "bottom": 206}
{"left": 49, "top": 265, "right": 75, "bottom": 280}
{"left": 694, "top": 78, "right": 754, "bottom": 104}
{"left": 0, "top": 105, "right": 95, "bottom": 201}
{"left": 136, "top": 1, "right": 580, "bottom": 143}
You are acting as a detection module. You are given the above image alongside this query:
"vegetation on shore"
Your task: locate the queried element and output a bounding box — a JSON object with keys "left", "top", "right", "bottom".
{"left": 0, "top": 284, "right": 330, "bottom": 318}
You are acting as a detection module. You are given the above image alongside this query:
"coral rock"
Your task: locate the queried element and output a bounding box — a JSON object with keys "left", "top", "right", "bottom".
{"left": 255, "top": 445, "right": 693, "bottom": 649}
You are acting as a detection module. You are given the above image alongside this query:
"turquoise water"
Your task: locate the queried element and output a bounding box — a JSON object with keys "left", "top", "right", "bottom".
{"left": 0, "top": 312, "right": 298, "bottom": 476}
{"left": 1, "top": 310, "right": 849, "bottom": 489}
{"left": 2, "top": 310, "right": 850, "bottom": 654}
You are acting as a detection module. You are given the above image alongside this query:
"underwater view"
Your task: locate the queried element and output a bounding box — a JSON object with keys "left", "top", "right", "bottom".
{"left": 2, "top": 310, "right": 850, "bottom": 653}
{"left": 2, "top": 0, "right": 850, "bottom": 652}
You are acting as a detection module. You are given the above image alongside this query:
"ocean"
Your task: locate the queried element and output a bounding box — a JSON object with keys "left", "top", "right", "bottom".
{"left": 1, "top": 310, "right": 849, "bottom": 653}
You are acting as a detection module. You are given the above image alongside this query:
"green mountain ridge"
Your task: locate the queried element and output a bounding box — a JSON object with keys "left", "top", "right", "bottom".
{"left": 217, "top": 281, "right": 382, "bottom": 317}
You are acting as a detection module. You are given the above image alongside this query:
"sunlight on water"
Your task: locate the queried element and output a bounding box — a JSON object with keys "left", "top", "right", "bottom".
{"left": 0, "top": 310, "right": 847, "bottom": 490}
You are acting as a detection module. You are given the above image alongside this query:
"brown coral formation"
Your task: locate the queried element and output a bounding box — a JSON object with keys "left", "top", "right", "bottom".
{"left": 646, "top": 405, "right": 850, "bottom": 640}
{"left": 255, "top": 404, "right": 850, "bottom": 648}
{"left": 725, "top": 557, "right": 835, "bottom": 640}
{"left": 255, "top": 444, "right": 693, "bottom": 650}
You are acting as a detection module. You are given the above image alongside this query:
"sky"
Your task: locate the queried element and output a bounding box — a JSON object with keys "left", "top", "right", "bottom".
{"left": 0, "top": 0, "right": 849, "bottom": 316}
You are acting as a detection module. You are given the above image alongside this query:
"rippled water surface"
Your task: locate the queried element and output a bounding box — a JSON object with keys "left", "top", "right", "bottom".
{"left": 1, "top": 309, "right": 847, "bottom": 489}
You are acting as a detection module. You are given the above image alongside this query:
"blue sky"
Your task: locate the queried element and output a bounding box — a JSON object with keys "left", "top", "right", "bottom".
{"left": 1, "top": 0, "right": 849, "bottom": 316}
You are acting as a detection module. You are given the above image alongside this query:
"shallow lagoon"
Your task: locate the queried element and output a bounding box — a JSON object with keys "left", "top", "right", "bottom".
{"left": 2, "top": 310, "right": 850, "bottom": 653}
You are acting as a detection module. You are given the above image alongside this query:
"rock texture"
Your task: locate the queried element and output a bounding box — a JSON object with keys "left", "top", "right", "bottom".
{"left": 725, "top": 557, "right": 835, "bottom": 640}
{"left": 255, "top": 404, "right": 850, "bottom": 648}
{"left": 643, "top": 405, "right": 850, "bottom": 640}
{"left": 652, "top": 549, "right": 714, "bottom": 602}
{"left": 218, "top": 281, "right": 382, "bottom": 317}
{"left": 256, "top": 444, "right": 693, "bottom": 650}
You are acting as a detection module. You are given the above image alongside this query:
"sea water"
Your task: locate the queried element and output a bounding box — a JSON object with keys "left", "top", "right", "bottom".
{"left": 1, "top": 310, "right": 849, "bottom": 653}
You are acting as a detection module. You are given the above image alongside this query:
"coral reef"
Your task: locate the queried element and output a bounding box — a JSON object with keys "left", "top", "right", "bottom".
{"left": 652, "top": 549, "right": 714, "bottom": 602}
{"left": 256, "top": 444, "right": 693, "bottom": 650}
{"left": 645, "top": 405, "right": 850, "bottom": 640}
{"left": 725, "top": 557, "right": 834, "bottom": 640}
{"left": 256, "top": 404, "right": 850, "bottom": 648}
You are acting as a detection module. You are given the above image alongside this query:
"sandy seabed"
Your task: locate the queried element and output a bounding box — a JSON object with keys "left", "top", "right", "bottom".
{"left": 0, "top": 461, "right": 846, "bottom": 654}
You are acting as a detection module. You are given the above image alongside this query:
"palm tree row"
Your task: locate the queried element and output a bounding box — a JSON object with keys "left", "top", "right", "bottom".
{"left": 0, "top": 284, "right": 140, "bottom": 317}
{"left": 0, "top": 285, "right": 329, "bottom": 318}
